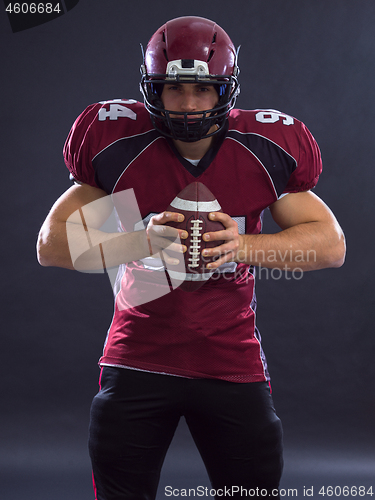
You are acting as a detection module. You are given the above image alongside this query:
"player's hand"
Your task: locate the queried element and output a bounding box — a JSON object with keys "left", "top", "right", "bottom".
{"left": 202, "top": 212, "right": 241, "bottom": 269}
{"left": 146, "top": 212, "right": 187, "bottom": 265}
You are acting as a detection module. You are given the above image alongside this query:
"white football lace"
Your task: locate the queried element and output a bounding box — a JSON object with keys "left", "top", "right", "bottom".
{"left": 188, "top": 219, "right": 203, "bottom": 268}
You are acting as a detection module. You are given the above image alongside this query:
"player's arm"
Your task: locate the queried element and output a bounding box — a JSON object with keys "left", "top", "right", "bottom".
{"left": 37, "top": 183, "right": 146, "bottom": 271}
{"left": 37, "top": 183, "right": 185, "bottom": 271}
{"left": 202, "top": 191, "right": 346, "bottom": 271}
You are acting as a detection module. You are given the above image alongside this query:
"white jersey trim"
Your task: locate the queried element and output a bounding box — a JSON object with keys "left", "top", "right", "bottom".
{"left": 100, "top": 363, "right": 190, "bottom": 378}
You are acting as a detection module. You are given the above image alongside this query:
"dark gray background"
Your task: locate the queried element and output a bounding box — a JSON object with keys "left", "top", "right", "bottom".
{"left": 1, "top": 1, "right": 374, "bottom": 498}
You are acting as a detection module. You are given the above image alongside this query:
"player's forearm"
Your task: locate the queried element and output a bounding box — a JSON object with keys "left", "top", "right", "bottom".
{"left": 237, "top": 221, "right": 346, "bottom": 271}
{"left": 72, "top": 226, "right": 150, "bottom": 272}
{"left": 37, "top": 221, "right": 150, "bottom": 271}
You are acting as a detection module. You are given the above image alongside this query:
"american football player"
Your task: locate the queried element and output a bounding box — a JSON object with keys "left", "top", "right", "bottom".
{"left": 37, "top": 16, "right": 345, "bottom": 500}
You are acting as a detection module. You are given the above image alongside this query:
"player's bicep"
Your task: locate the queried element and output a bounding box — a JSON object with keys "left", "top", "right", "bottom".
{"left": 269, "top": 191, "right": 336, "bottom": 230}
{"left": 37, "top": 183, "right": 110, "bottom": 268}
{"left": 46, "top": 183, "right": 110, "bottom": 228}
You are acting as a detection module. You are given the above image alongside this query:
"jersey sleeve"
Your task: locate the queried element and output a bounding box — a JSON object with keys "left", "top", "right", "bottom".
{"left": 283, "top": 121, "right": 322, "bottom": 193}
{"left": 63, "top": 103, "right": 102, "bottom": 188}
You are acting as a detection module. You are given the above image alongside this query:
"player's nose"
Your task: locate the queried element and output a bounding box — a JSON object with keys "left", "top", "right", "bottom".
{"left": 180, "top": 90, "right": 197, "bottom": 112}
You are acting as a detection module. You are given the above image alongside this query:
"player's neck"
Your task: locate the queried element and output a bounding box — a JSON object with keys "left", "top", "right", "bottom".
{"left": 173, "top": 135, "right": 214, "bottom": 160}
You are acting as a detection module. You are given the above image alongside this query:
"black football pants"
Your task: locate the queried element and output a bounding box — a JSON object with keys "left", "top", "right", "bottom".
{"left": 89, "top": 366, "right": 283, "bottom": 500}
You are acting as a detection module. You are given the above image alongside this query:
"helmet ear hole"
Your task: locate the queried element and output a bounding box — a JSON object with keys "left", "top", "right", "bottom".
{"left": 150, "top": 83, "right": 164, "bottom": 99}
{"left": 213, "top": 83, "right": 231, "bottom": 104}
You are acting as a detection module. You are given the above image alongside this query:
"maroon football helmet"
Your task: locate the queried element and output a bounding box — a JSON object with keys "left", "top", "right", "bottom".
{"left": 140, "top": 16, "right": 240, "bottom": 142}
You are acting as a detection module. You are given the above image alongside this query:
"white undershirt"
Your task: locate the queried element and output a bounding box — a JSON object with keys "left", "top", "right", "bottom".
{"left": 184, "top": 157, "right": 200, "bottom": 167}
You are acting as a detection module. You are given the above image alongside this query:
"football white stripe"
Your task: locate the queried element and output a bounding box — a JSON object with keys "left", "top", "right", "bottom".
{"left": 170, "top": 197, "right": 221, "bottom": 212}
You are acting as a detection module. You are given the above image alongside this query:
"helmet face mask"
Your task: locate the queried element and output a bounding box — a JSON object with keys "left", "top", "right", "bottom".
{"left": 140, "top": 17, "right": 240, "bottom": 142}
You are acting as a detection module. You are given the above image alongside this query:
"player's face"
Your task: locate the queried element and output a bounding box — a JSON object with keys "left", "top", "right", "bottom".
{"left": 160, "top": 83, "right": 219, "bottom": 117}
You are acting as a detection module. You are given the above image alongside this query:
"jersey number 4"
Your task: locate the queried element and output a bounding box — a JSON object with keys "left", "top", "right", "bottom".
{"left": 98, "top": 99, "right": 137, "bottom": 121}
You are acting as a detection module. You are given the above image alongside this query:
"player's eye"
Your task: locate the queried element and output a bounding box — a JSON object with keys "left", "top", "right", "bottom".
{"left": 166, "top": 85, "right": 181, "bottom": 91}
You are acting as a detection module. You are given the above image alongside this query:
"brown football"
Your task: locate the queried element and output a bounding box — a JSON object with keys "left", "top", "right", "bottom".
{"left": 165, "top": 182, "right": 225, "bottom": 292}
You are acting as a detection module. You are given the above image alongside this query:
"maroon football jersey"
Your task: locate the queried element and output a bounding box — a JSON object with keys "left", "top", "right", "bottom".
{"left": 64, "top": 99, "right": 322, "bottom": 382}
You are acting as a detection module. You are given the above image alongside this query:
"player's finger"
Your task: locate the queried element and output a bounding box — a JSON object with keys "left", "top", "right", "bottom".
{"left": 202, "top": 239, "right": 237, "bottom": 260}
{"left": 205, "top": 249, "right": 236, "bottom": 269}
{"left": 159, "top": 249, "right": 184, "bottom": 266}
{"left": 149, "top": 211, "right": 185, "bottom": 225}
{"left": 148, "top": 222, "right": 188, "bottom": 241}
{"left": 202, "top": 228, "right": 232, "bottom": 242}
{"left": 148, "top": 229, "right": 187, "bottom": 249}
{"left": 208, "top": 211, "right": 234, "bottom": 225}
{"left": 203, "top": 212, "right": 238, "bottom": 242}
{"left": 147, "top": 229, "right": 187, "bottom": 255}
{"left": 162, "top": 241, "right": 187, "bottom": 254}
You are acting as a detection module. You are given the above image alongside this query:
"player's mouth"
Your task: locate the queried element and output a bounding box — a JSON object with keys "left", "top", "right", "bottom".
{"left": 169, "top": 113, "right": 204, "bottom": 120}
